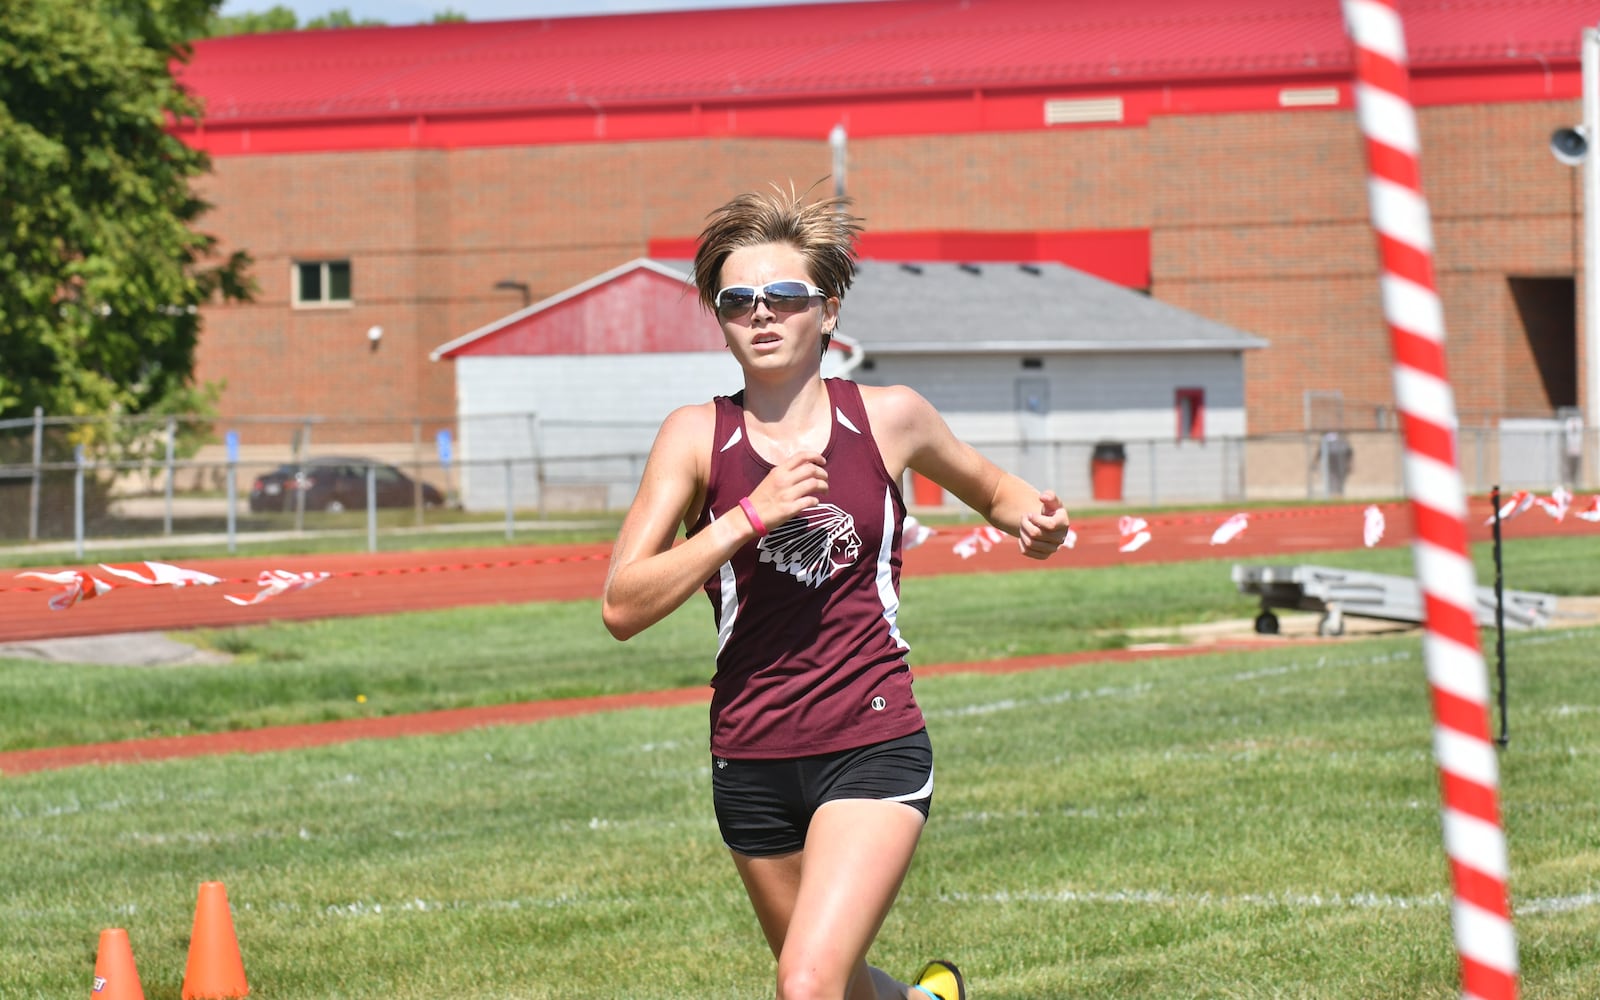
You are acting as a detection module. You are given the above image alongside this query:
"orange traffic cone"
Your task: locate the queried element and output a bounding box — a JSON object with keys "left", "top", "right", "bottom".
{"left": 91, "top": 928, "right": 146, "bottom": 1000}
{"left": 181, "top": 882, "right": 249, "bottom": 999}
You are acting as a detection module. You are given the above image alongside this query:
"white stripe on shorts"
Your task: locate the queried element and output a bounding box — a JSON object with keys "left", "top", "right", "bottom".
{"left": 885, "top": 768, "right": 933, "bottom": 804}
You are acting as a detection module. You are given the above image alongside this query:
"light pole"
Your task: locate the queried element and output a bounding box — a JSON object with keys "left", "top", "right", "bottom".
{"left": 829, "top": 124, "right": 847, "bottom": 199}
{"left": 1585, "top": 27, "right": 1598, "bottom": 473}
{"left": 1550, "top": 26, "right": 1598, "bottom": 480}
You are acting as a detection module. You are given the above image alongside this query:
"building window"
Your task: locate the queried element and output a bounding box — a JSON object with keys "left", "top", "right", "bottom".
{"left": 1176, "top": 387, "right": 1205, "bottom": 441}
{"left": 294, "top": 260, "right": 352, "bottom": 307}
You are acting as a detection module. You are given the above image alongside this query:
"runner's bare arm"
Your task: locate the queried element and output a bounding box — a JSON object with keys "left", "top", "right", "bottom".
{"left": 864, "top": 384, "right": 1070, "bottom": 559}
{"left": 602, "top": 405, "right": 830, "bottom": 639}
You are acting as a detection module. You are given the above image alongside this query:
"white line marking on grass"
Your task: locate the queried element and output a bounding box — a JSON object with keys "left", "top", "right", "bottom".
{"left": 931, "top": 887, "right": 1600, "bottom": 914}
{"left": 309, "top": 887, "right": 751, "bottom": 919}
{"left": 1229, "top": 649, "right": 1416, "bottom": 684}
{"left": 11, "top": 885, "right": 1592, "bottom": 925}
{"left": 948, "top": 805, "right": 1153, "bottom": 823}
{"left": 635, "top": 739, "right": 692, "bottom": 753}
{"left": 557, "top": 815, "right": 714, "bottom": 835}
{"left": 1552, "top": 704, "right": 1600, "bottom": 716}
{"left": 937, "top": 887, "right": 1449, "bottom": 910}
{"left": 946, "top": 793, "right": 1449, "bottom": 826}
{"left": 1518, "top": 891, "right": 1600, "bottom": 914}
{"left": 321, "top": 896, "right": 602, "bottom": 918}
{"left": 927, "top": 648, "right": 1417, "bottom": 721}
{"left": 8, "top": 784, "right": 232, "bottom": 822}
{"left": 1504, "top": 628, "right": 1596, "bottom": 650}
{"left": 930, "top": 680, "right": 1156, "bottom": 718}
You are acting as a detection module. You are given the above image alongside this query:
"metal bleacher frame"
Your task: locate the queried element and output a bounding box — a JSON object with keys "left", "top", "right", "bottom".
{"left": 1231, "top": 563, "right": 1558, "bottom": 637}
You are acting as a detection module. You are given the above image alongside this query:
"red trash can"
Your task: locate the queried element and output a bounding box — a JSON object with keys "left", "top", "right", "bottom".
{"left": 910, "top": 472, "right": 943, "bottom": 506}
{"left": 1090, "top": 442, "right": 1126, "bottom": 501}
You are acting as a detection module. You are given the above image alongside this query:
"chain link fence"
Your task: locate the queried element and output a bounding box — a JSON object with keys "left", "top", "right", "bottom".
{"left": 2, "top": 409, "right": 1594, "bottom": 554}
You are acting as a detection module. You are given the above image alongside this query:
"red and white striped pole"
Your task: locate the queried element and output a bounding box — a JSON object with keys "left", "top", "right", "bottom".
{"left": 1341, "top": 3, "right": 1517, "bottom": 998}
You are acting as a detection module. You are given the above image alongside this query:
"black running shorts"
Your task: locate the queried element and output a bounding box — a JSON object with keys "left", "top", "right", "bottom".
{"left": 711, "top": 729, "right": 934, "bottom": 857}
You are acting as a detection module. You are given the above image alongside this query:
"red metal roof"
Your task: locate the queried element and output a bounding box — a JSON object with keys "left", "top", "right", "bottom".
{"left": 433, "top": 260, "right": 714, "bottom": 359}
{"left": 178, "top": 0, "right": 1590, "bottom": 125}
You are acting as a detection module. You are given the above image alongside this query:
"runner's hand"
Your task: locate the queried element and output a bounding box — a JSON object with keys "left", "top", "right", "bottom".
{"left": 747, "top": 452, "right": 828, "bottom": 532}
{"left": 1020, "top": 490, "right": 1070, "bottom": 559}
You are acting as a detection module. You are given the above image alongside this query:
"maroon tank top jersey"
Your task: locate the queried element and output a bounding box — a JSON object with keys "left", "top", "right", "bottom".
{"left": 690, "top": 378, "right": 925, "bottom": 759}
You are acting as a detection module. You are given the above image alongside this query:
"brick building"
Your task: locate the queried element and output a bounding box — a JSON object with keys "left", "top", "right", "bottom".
{"left": 173, "top": 0, "right": 1592, "bottom": 453}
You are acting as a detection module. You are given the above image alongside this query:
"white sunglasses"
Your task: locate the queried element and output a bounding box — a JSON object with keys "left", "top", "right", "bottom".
{"left": 713, "top": 280, "right": 826, "bottom": 319}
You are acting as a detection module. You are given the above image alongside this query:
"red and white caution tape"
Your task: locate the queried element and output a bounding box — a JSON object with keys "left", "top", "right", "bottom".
{"left": 1576, "top": 495, "right": 1600, "bottom": 523}
{"left": 1210, "top": 513, "right": 1249, "bottom": 546}
{"left": 15, "top": 561, "right": 223, "bottom": 612}
{"left": 1363, "top": 504, "right": 1387, "bottom": 548}
{"left": 950, "top": 525, "right": 1006, "bottom": 560}
{"left": 1117, "top": 516, "right": 1151, "bottom": 553}
{"left": 10, "top": 553, "right": 618, "bottom": 615}
{"left": 98, "top": 561, "right": 224, "bottom": 588}
{"left": 1345, "top": 2, "right": 1517, "bottom": 997}
{"left": 1485, "top": 489, "right": 1533, "bottom": 526}
{"left": 224, "top": 569, "right": 332, "bottom": 607}
{"left": 16, "top": 570, "right": 115, "bottom": 611}
{"left": 902, "top": 515, "right": 936, "bottom": 551}
{"left": 15, "top": 560, "right": 329, "bottom": 612}
{"left": 1534, "top": 486, "right": 1571, "bottom": 522}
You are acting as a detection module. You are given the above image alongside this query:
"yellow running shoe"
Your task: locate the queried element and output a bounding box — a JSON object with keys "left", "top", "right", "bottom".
{"left": 911, "top": 959, "right": 966, "bottom": 1000}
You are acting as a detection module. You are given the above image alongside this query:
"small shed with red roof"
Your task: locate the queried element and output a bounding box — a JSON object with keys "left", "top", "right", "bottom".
{"left": 430, "top": 259, "right": 865, "bottom": 511}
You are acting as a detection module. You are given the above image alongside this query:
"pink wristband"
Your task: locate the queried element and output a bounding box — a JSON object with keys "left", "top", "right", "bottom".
{"left": 738, "top": 496, "right": 768, "bottom": 537}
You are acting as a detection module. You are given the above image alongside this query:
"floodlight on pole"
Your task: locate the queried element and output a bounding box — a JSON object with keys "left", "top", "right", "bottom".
{"left": 1550, "top": 124, "right": 1588, "bottom": 165}
{"left": 829, "top": 124, "right": 848, "bottom": 199}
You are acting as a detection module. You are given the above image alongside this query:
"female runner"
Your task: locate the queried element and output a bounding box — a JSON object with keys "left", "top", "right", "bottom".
{"left": 603, "top": 183, "right": 1071, "bottom": 1000}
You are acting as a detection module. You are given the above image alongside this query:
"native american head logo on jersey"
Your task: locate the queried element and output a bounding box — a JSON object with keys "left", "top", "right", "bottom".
{"left": 757, "top": 503, "right": 862, "bottom": 588}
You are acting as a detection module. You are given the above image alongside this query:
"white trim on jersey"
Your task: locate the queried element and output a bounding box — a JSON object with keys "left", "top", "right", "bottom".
{"left": 716, "top": 559, "right": 739, "bottom": 654}
{"left": 875, "top": 486, "right": 909, "bottom": 650}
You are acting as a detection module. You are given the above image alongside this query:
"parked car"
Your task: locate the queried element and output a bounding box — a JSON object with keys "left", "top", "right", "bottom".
{"left": 249, "top": 457, "right": 445, "bottom": 513}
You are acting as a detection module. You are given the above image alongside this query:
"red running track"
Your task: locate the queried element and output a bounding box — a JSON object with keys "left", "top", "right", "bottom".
{"left": 2, "top": 499, "right": 1594, "bottom": 773}
{"left": 1, "top": 500, "right": 1593, "bottom": 645}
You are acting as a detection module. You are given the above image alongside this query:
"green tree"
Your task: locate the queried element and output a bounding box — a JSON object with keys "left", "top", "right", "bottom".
{"left": 200, "top": 7, "right": 473, "bottom": 36}
{"left": 205, "top": 4, "right": 300, "bottom": 35}
{"left": 0, "top": 0, "right": 252, "bottom": 432}
{"left": 303, "top": 8, "right": 386, "bottom": 28}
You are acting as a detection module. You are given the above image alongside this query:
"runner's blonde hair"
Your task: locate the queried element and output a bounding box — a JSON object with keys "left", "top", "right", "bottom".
{"left": 691, "top": 181, "right": 864, "bottom": 314}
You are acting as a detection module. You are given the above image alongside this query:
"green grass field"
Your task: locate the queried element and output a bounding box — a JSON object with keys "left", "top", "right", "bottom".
{"left": 2, "top": 535, "right": 1597, "bottom": 997}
